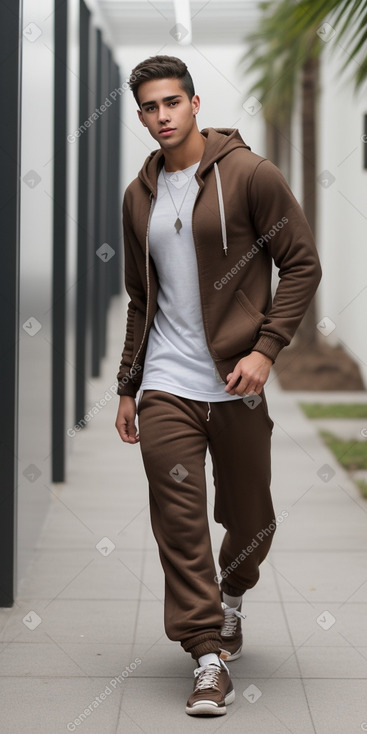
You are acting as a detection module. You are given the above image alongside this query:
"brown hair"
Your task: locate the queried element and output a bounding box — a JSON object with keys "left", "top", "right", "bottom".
{"left": 129, "top": 55, "right": 195, "bottom": 107}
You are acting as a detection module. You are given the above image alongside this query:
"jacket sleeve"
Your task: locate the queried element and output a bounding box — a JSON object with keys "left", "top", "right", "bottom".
{"left": 249, "top": 158, "right": 322, "bottom": 363}
{"left": 116, "top": 192, "right": 146, "bottom": 398}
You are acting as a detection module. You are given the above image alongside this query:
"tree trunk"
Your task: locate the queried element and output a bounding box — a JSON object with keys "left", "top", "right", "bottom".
{"left": 295, "top": 52, "right": 320, "bottom": 347}
{"left": 265, "top": 117, "right": 291, "bottom": 181}
{"left": 265, "top": 119, "right": 279, "bottom": 164}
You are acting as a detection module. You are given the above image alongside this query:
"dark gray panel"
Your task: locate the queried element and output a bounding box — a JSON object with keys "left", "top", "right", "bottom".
{"left": 0, "top": 0, "right": 22, "bottom": 606}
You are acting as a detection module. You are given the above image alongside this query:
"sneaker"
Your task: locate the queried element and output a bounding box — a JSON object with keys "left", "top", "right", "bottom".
{"left": 185, "top": 659, "right": 235, "bottom": 716}
{"left": 219, "top": 602, "right": 246, "bottom": 662}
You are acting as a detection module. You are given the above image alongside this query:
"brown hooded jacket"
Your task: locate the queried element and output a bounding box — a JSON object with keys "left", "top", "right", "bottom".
{"left": 116, "top": 127, "right": 322, "bottom": 397}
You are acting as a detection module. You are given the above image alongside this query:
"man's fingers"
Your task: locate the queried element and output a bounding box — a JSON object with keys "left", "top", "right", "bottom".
{"left": 226, "top": 374, "right": 261, "bottom": 396}
{"left": 116, "top": 416, "right": 140, "bottom": 444}
{"left": 120, "top": 428, "right": 140, "bottom": 444}
{"left": 126, "top": 417, "right": 140, "bottom": 442}
{"left": 225, "top": 370, "right": 240, "bottom": 391}
{"left": 225, "top": 354, "right": 271, "bottom": 395}
{"left": 226, "top": 369, "right": 253, "bottom": 395}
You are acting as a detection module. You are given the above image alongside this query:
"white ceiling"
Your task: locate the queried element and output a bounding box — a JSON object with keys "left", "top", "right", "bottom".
{"left": 91, "top": 0, "right": 261, "bottom": 46}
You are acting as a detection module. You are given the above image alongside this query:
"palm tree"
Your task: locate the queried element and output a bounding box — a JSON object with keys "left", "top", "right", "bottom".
{"left": 243, "top": 0, "right": 367, "bottom": 124}
{"left": 241, "top": 0, "right": 367, "bottom": 350}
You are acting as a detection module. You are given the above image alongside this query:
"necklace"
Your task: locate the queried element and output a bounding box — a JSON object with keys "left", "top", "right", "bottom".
{"left": 162, "top": 169, "right": 196, "bottom": 234}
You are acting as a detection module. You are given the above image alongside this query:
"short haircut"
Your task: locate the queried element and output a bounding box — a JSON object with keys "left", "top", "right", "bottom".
{"left": 129, "top": 55, "right": 195, "bottom": 107}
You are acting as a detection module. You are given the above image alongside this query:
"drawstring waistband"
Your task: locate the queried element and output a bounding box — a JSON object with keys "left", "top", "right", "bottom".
{"left": 206, "top": 402, "right": 211, "bottom": 422}
{"left": 214, "top": 162, "right": 228, "bottom": 256}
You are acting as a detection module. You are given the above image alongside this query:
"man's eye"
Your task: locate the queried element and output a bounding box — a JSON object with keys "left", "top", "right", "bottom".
{"left": 170, "top": 101, "right": 178, "bottom": 107}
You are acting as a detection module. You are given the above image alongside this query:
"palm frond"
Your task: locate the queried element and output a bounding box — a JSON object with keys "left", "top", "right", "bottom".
{"left": 240, "top": 0, "right": 367, "bottom": 124}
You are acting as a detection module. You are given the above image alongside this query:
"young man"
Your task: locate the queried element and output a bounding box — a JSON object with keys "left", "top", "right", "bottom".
{"left": 115, "top": 55, "right": 321, "bottom": 716}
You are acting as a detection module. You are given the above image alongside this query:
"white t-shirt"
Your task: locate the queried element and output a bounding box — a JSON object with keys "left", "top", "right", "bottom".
{"left": 140, "top": 161, "right": 242, "bottom": 402}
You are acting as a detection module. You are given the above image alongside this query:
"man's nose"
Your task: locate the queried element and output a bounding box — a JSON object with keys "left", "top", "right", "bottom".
{"left": 158, "top": 106, "right": 170, "bottom": 122}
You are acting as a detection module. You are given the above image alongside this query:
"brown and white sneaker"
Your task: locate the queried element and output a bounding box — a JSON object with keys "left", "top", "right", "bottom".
{"left": 219, "top": 602, "right": 246, "bottom": 662}
{"left": 185, "top": 659, "right": 235, "bottom": 716}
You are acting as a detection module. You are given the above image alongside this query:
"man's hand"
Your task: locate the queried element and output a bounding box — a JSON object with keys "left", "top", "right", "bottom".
{"left": 115, "top": 395, "right": 140, "bottom": 444}
{"left": 224, "top": 351, "right": 273, "bottom": 396}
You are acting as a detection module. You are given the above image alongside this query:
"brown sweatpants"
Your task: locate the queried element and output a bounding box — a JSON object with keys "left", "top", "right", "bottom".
{"left": 137, "top": 388, "right": 276, "bottom": 661}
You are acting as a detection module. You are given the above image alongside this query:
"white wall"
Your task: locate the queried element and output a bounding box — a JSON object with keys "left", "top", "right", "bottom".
{"left": 318, "top": 43, "right": 367, "bottom": 385}
{"left": 17, "top": 0, "right": 81, "bottom": 588}
{"left": 18, "top": 0, "right": 55, "bottom": 583}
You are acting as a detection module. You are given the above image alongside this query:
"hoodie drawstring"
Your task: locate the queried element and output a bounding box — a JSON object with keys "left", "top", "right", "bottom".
{"left": 206, "top": 402, "right": 211, "bottom": 422}
{"left": 214, "top": 162, "right": 228, "bottom": 256}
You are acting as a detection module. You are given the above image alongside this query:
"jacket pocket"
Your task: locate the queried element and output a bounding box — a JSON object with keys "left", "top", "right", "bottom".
{"left": 234, "top": 289, "right": 265, "bottom": 326}
{"left": 211, "top": 289, "right": 265, "bottom": 359}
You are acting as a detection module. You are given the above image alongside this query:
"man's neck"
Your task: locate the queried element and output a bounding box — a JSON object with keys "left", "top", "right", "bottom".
{"left": 162, "top": 128, "right": 206, "bottom": 172}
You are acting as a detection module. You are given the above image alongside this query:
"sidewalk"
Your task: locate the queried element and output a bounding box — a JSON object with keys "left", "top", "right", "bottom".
{"left": 1, "top": 293, "right": 366, "bottom": 734}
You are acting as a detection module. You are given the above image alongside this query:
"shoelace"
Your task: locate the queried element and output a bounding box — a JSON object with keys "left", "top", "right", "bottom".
{"left": 221, "top": 602, "right": 247, "bottom": 636}
{"left": 193, "top": 662, "right": 227, "bottom": 690}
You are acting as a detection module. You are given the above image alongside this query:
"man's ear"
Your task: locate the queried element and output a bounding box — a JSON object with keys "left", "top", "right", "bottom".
{"left": 192, "top": 93, "right": 200, "bottom": 117}
{"left": 137, "top": 109, "right": 147, "bottom": 127}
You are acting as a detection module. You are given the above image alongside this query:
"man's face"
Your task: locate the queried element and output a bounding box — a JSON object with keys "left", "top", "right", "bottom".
{"left": 137, "top": 78, "right": 200, "bottom": 149}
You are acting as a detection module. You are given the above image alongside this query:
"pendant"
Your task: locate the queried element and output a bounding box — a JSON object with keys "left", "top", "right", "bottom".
{"left": 174, "top": 217, "right": 182, "bottom": 234}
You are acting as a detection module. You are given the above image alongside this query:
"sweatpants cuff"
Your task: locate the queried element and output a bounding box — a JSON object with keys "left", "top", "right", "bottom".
{"left": 181, "top": 633, "right": 222, "bottom": 661}
{"left": 221, "top": 581, "right": 248, "bottom": 597}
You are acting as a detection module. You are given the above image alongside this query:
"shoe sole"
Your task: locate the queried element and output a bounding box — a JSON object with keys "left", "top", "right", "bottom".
{"left": 219, "top": 644, "right": 242, "bottom": 662}
{"left": 185, "top": 689, "right": 235, "bottom": 716}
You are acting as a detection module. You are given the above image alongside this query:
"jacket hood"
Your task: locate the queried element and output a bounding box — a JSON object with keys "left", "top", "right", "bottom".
{"left": 138, "top": 127, "right": 251, "bottom": 196}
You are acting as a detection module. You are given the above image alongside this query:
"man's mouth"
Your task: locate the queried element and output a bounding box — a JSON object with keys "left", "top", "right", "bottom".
{"left": 159, "top": 128, "right": 175, "bottom": 136}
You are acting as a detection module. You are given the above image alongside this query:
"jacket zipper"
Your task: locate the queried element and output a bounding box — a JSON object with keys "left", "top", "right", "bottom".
{"left": 131, "top": 193, "right": 155, "bottom": 374}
